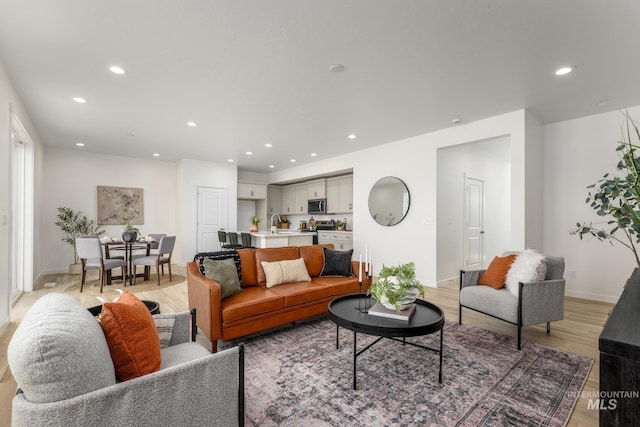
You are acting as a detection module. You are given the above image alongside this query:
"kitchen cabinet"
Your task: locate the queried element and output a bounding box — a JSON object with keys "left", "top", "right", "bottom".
{"left": 282, "top": 184, "right": 308, "bottom": 214}
{"left": 307, "top": 179, "right": 326, "bottom": 199}
{"left": 237, "top": 183, "right": 266, "bottom": 200}
{"left": 267, "top": 186, "right": 282, "bottom": 214}
{"left": 326, "top": 175, "right": 353, "bottom": 213}
{"left": 318, "top": 231, "right": 353, "bottom": 251}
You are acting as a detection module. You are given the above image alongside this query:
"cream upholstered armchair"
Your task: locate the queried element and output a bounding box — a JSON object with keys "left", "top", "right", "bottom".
{"left": 459, "top": 251, "right": 565, "bottom": 350}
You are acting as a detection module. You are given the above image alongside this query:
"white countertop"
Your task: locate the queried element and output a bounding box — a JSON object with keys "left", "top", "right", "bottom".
{"left": 250, "top": 230, "right": 316, "bottom": 237}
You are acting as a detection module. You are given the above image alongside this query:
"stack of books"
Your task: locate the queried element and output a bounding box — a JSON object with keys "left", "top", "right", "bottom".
{"left": 368, "top": 303, "right": 416, "bottom": 321}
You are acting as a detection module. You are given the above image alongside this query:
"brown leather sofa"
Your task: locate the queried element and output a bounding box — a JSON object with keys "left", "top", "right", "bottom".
{"left": 187, "top": 244, "right": 369, "bottom": 352}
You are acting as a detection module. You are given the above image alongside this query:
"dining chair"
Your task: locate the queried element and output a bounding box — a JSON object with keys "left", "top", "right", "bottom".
{"left": 76, "top": 236, "right": 127, "bottom": 293}
{"left": 132, "top": 236, "right": 176, "bottom": 285}
{"left": 218, "top": 230, "right": 228, "bottom": 250}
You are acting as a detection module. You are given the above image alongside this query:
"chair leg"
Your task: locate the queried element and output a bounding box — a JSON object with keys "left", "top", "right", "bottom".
{"left": 458, "top": 305, "right": 462, "bottom": 325}
{"left": 547, "top": 322, "right": 551, "bottom": 334}
{"left": 517, "top": 325, "right": 522, "bottom": 350}
{"left": 156, "top": 264, "right": 161, "bottom": 286}
{"left": 99, "top": 268, "right": 104, "bottom": 293}
{"left": 168, "top": 262, "right": 172, "bottom": 282}
{"left": 80, "top": 268, "right": 86, "bottom": 293}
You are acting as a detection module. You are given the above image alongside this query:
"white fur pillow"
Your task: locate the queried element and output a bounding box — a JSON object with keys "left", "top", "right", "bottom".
{"left": 505, "top": 249, "right": 547, "bottom": 296}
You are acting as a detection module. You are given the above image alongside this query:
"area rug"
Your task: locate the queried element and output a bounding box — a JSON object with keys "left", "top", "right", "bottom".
{"left": 221, "top": 318, "right": 592, "bottom": 426}
{"left": 60, "top": 273, "right": 185, "bottom": 296}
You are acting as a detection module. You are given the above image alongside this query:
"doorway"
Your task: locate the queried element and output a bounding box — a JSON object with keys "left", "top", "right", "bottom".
{"left": 197, "top": 186, "right": 227, "bottom": 252}
{"left": 10, "top": 112, "right": 34, "bottom": 302}
{"left": 463, "top": 176, "right": 484, "bottom": 270}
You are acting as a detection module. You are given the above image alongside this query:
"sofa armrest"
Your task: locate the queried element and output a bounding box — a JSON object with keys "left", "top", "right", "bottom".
{"left": 187, "top": 261, "right": 222, "bottom": 352}
{"left": 459, "top": 269, "right": 486, "bottom": 290}
{"left": 520, "top": 279, "right": 566, "bottom": 326}
{"left": 11, "top": 345, "right": 245, "bottom": 427}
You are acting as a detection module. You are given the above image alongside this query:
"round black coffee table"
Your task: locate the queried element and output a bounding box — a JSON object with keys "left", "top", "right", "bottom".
{"left": 328, "top": 294, "right": 445, "bottom": 390}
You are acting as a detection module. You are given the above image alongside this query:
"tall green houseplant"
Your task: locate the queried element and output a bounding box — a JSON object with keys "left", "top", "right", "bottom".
{"left": 55, "top": 207, "right": 105, "bottom": 269}
{"left": 573, "top": 111, "right": 640, "bottom": 267}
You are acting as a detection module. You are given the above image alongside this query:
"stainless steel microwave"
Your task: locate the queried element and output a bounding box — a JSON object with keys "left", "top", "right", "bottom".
{"left": 308, "top": 198, "right": 327, "bottom": 215}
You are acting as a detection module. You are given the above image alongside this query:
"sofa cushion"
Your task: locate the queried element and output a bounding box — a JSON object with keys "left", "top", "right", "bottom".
{"left": 261, "top": 258, "right": 312, "bottom": 288}
{"left": 299, "top": 244, "right": 332, "bottom": 277}
{"left": 313, "top": 276, "right": 361, "bottom": 295}
{"left": 194, "top": 250, "right": 242, "bottom": 283}
{"left": 100, "top": 292, "right": 161, "bottom": 381}
{"left": 203, "top": 257, "right": 243, "bottom": 299}
{"left": 268, "top": 281, "right": 333, "bottom": 306}
{"left": 320, "top": 247, "right": 354, "bottom": 277}
{"left": 505, "top": 249, "right": 547, "bottom": 296}
{"left": 478, "top": 254, "right": 516, "bottom": 289}
{"left": 460, "top": 285, "right": 518, "bottom": 323}
{"left": 255, "top": 247, "right": 301, "bottom": 287}
{"left": 160, "top": 342, "right": 211, "bottom": 369}
{"left": 221, "top": 287, "right": 285, "bottom": 323}
{"left": 7, "top": 293, "right": 116, "bottom": 403}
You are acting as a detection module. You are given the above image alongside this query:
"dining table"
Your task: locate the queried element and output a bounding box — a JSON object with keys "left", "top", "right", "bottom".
{"left": 102, "top": 240, "right": 151, "bottom": 286}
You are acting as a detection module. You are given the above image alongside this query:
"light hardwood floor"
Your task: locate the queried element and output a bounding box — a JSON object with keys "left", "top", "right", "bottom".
{"left": 0, "top": 267, "right": 611, "bottom": 426}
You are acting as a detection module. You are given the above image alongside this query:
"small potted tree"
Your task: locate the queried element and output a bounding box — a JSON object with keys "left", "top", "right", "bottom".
{"left": 55, "top": 207, "right": 105, "bottom": 274}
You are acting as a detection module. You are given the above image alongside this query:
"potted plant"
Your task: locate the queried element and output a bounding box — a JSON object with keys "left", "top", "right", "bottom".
{"left": 280, "top": 216, "right": 289, "bottom": 229}
{"left": 336, "top": 220, "right": 344, "bottom": 231}
{"left": 367, "top": 262, "right": 425, "bottom": 312}
{"left": 572, "top": 111, "right": 640, "bottom": 267}
{"left": 249, "top": 215, "right": 261, "bottom": 232}
{"left": 119, "top": 206, "right": 140, "bottom": 243}
{"left": 55, "top": 207, "right": 105, "bottom": 274}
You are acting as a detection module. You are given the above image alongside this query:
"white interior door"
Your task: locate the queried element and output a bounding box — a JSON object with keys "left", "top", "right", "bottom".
{"left": 197, "top": 187, "right": 227, "bottom": 252}
{"left": 463, "top": 176, "right": 484, "bottom": 270}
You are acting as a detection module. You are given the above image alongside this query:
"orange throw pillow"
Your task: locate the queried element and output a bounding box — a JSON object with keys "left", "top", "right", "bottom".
{"left": 478, "top": 255, "right": 517, "bottom": 289}
{"left": 100, "top": 292, "right": 161, "bottom": 381}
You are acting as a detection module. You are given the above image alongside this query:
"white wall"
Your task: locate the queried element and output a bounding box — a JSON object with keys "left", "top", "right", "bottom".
{"left": 0, "top": 60, "right": 44, "bottom": 333}
{"left": 436, "top": 136, "right": 511, "bottom": 282}
{"left": 177, "top": 159, "right": 237, "bottom": 260}
{"left": 268, "top": 110, "right": 532, "bottom": 288}
{"left": 41, "top": 148, "right": 179, "bottom": 272}
{"left": 543, "top": 106, "right": 640, "bottom": 302}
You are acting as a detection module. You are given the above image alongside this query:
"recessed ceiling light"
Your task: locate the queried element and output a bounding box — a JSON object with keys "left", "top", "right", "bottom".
{"left": 596, "top": 99, "right": 611, "bottom": 107}
{"left": 330, "top": 64, "right": 345, "bottom": 73}
{"left": 109, "top": 66, "right": 125, "bottom": 75}
{"left": 265, "top": 143, "right": 273, "bottom": 148}
{"left": 348, "top": 134, "right": 356, "bottom": 140}
{"left": 186, "top": 121, "right": 197, "bottom": 127}
{"left": 269, "top": 165, "right": 275, "bottom": 168}
{"left": 75, "top": 142, "right": 85, "bottom": 147}
{"left": 554, "top": 66, "right": 576, "bottom": 76}
{"left": 73, "top": 97, "right": 87, "bottom": 103}
{"left": 228, "top": 159, "right": 234, "bottom": 162}
{"left": 311, "top": 153, "right": 317, "bottom": 157}
{"left": 290, "top": 159, "right": 296, "bottom": 163}
{"left": 452, "top": 118, "right": 462, "bottom": 124}
{"left": 246, "top": 151, "right": 253, "bottom": 155}
{"left": 153, "top": 153, "right": 160, "bottom": 157}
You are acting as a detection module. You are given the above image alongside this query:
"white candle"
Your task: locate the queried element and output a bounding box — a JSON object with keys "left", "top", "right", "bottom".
{"left": 359, "top": 255, "right": 362, "bottom": 281}
{"left": 365, "top": 244, "right": 368, "bottom": 270}
{"left": 369, "top": 250, "right": 372, "bottom": 275}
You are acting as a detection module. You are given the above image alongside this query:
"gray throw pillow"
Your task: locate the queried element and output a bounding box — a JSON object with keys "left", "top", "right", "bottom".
{"left": 203, "top": 257, "right": 243, "bottom": 300}
{"left": 320, "top": 247, "right": 354, "bottom": 277}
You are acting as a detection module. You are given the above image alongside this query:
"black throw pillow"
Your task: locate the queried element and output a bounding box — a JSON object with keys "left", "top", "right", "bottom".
{"left": 320, "top": 247, "right": 354, "bottom": 277}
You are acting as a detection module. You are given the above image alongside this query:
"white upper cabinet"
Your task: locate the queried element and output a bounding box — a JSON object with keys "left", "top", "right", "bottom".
{"left": 281, "top": 185, "right": 296, "bottom": 214}
{"left": 326, "top": 175, "right": 353, "bottom": 213}
{"left": 267, "top": 186, "right": 282, "bottom": 214}
{"left": 307, "top": 179, "right": 326, "bottom": 199}
{"left": 238, "top": 183, "right": 266, "bottom": 200}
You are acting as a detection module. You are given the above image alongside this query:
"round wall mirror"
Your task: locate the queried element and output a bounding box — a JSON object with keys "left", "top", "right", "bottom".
{"left": 368, "top": 176, "right": 411, "bottom": 226}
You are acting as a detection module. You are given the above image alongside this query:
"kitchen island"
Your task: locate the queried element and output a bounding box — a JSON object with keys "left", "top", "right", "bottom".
{"left": 250, "top": 230, "right": 315, "bottom": 248}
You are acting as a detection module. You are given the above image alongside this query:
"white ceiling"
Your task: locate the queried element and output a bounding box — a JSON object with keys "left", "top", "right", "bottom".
{"left": 1, "top": 0, "right": 639, "bottom": 173}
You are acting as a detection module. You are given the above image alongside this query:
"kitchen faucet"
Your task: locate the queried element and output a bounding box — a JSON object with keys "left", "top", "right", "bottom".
{"left": 270, "top": 214, "right": 281, "bottom": 233}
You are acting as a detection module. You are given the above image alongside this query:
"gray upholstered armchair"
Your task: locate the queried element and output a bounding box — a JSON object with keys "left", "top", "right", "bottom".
{"left": 459, "top": 252, "right": 565, "bottom": 350}
{"left": 9, "top": 293, "right": 245, "bottom": 427}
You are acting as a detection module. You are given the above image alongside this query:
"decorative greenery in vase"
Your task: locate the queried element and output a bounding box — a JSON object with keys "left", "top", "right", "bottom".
{"left": 336, "top": 220, "right": 344, "bottom": 231}
{"left": 572, "top": 111, "right": 640, "bottom": 267}
{"left": 367, "top": 262, "right": 425, "bottom": 312}
{"left": 55, "top": 207, "right": 105, "bottom": 266}
{"left": 119, "top": 207, "right": 140, "bottom": 242}
{"left": 249, "top": 215, "right": 261, "bottom": 232}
